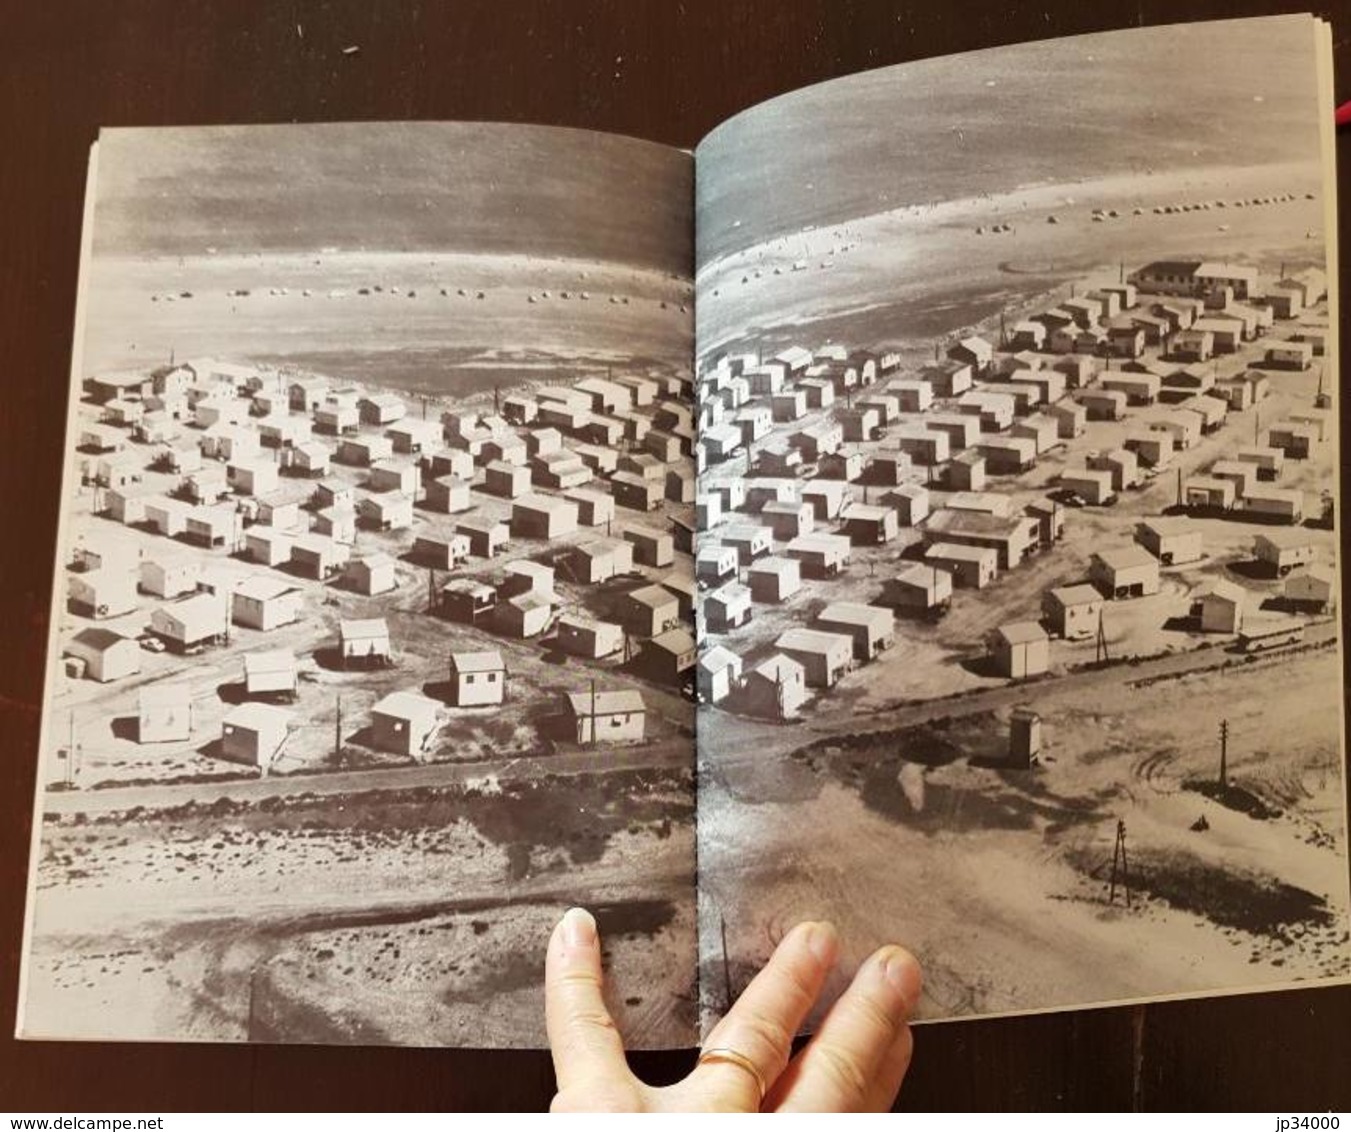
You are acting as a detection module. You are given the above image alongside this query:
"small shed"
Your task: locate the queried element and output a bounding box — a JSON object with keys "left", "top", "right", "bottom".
{"left": 370, "top": 691, "right": 441, "bottom": 756}
{"left": 138, "top": 556, "right": 200, "bottom": 599}
{"left": 243, "top": 649, "right": 299, "bottom": 700}
{"left": 879, "top": 563, "right": 953, "bottom": 617}
{"left": 704, "top": 582, "right": 753, "bottom": 631}
{"left": 1136, "top": 518, "right": 1203, "bottom": 566}
{"left": 220, "top": 703, "right": 292, "bottom": 767}
{"left": 440, "top": 579, "right": 497, "bottom": 623}
{"left": 345, "top": 553, "right": 397, "bottom": 596}
{"left": 511, "top": 494, "right": 579, "bottom": 540}
{"left": 991, "top": 622, "right": 1050, "bottom": 679}
{"left": 150, "top": 593, "right": 228, "bottom": 652}
{"left": 925, "top": 542, "right": 997, "bottom": 590}
{"left": 1090, "top": 546, "right": 1161, "bottom": 599}
{"left": 622, "top": 527, "right": 675, "bottom": 568}
{"left": 138, "top": 683, "right": 193, "bottom": 744}
{"left": 567, "top": 689, "right": 646, "bottom": 744}
{"left": 1042, "top": 584, "right": 1103, "bottom": 640}
{"left": 623, "top": 584, "right": 680, "bottom": 638}
{"left": 64, "top": 628, "right": 140, "bottom": 683}
{"left": 67, "top": 569, "right": 137, "bottom": 619}
{"left": 495, "top": 591, "right": 554, "bottom": 638}
{"left": 556, "top": 615, "right": 624, "bottom": 659}
{"left": 641, "top": 628, "right": 698, "bottom": 684}
{"left": 697, "top": 645, "right": 743, "bottom": 705}
{"left": 448, "top": 650, "right": 506, "bottom": 707}
{"left": 815, "top": 602, "right": 894, "bottom": 661}
{"left": 231, "top": 576, "right": 302, "bottom": 631}
{"left": 742, "top": 654, "right": 808, "bottom": 719}
{"left": 411, "top": 532, "right": 471, "bottom": 571}
{"left": 774, "top": 628, "right": 854, "bottom": 688}
{"left": 339, "top": 618, "right": 392, "bottom": 668}
{"left": 1284, "top": 565, "right": 1335, "bottom": 612}
{"left": 747, "top": 556, "right": 802, "bottom": 603}
{"left": 1196, "top": 580, "right": 1245, "bottom": 634}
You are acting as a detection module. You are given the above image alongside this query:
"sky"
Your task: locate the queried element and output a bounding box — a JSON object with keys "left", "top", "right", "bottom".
{"left": 695, "top": 15, "right": 1325, "bottom": 266}
{"left": 93, "top": 122, "right": 694, "bottom": 275}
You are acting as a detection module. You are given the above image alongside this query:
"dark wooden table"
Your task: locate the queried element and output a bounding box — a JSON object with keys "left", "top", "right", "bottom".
{"left": 2, "top": 0, "right": 1348, "bottom": 1112}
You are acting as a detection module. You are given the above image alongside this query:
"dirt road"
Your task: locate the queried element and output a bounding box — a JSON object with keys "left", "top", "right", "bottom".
{"left": 44, "top": 736, "right": 693, "bottom": 816}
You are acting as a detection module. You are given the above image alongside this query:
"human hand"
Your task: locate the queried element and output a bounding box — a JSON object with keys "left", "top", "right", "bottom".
{"left": 545, "top": 908, "right": 921, "bottom": 1112}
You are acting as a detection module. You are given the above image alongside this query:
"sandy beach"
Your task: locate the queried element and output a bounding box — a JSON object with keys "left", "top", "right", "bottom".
{"left": 696, "top": 160, "right": 1324, "bottom": 358}
{"left": 84, "top": 249, "right": 693, "bottom": 396}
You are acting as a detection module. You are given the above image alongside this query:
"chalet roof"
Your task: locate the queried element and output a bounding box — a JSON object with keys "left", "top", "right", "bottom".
{"left": 628, "top": 584, "right": 676, "bottom": 609}
{"left": 371, "top": 691, "right": 439, "bottom": 724}
{"left": 748, "top": 556, "right": 799, "bottom": 576}
{"left": 648, "top": 628, "right": 697, "bottom": 656}
{"left": 1196, "top": 261, "right": 1258, "bottom": 279}
{"left": 892, "top": 562, "right": 944, "bottom": 589}
{"left": 244, "top": 650, "right": 297, "bottom": 679}
{"left": 749, "top": 653, "right": 805, "bottom": 684}
{"left": 450, "top": 650, "right": 505, "bottom": 673}
{"left": 776, "top": 628, "right": 853, "bottom": 655}
{"left": 223, "top": 702, "right": 293, "bottom": 732}
{"left": 69, "top": 627, "right": 129, "bottom": 652}
{"left": 234, "top": 575, "right": 298, "bottom": 602}
{"left": 927, "top": 541, "right": 997, "bottom": 564}
{"left": 818, "top": 601, "right": 890, "bottom": 628}
{"left": 353, "top": 552, "right": 395, "bottom": 572}
{"left": 340, "top": 618, "right": 390, "bottom": 642}
{"left": 1094, "top": 545, "right": 1157, "bottom": 572}
{"left": 1199, "top": 579, "right": 1245, "bottom": 605}
{"left": 566, "top": 690, "right": 645, "bottom": 716}
{"left": 996, "top": 621, "right": 1048, "bottom": 646}
{"left": 707, "top": 582, "right": 751, "bottom": 608}
{"left": 1253, "top": 528, "right": 1314, "bottom": 549}
{"left": 698, "top": 645, "right": 742, "bottom": 674}
{"left": 1135, "top": 259, "right": 1203, "bottom": 277}
{"left": 1048, "top": 583, "right": 1102, "bottom": 607}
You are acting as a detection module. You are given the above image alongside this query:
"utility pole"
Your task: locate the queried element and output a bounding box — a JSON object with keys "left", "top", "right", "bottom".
{"left": 1095, "top": 612, "right": 1110, "bottom": 664}
{"left": 1218, "top": 718, "right": 1229, "bottom": 788}
{"left": 588, "top": 679, "right": 597, "bottom": 747}
{"left": 1108, "top": 820, "right": 1132, "bottom": 909}
{"left": 334, "top": 695, "right": 343, "bottom": 763}
{"left": 1175, "top": 466, "right": 1182, "bottom": 508}
{"left": 720, "top": 913, "right": 733, "bottom": 1013}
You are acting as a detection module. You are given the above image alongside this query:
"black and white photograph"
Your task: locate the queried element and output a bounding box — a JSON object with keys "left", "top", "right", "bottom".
{"left": 14, "top": 11, "right": 1348, "bottom": 1067}
{"left": 692, "top": 14, "right": 1349, "bottom": 1028}
{"left": 18, "top": 122, "right": 700, "bottom": 1048}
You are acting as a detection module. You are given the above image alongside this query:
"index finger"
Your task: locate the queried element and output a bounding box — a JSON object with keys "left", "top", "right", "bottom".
{"left": 544, "top": 907, "right": 630, "bottom": 1091}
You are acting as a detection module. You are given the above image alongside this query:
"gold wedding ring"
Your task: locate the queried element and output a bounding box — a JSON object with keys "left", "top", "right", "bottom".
{"left": 697, "top": 1046, "right": 768, "bottom": 1103}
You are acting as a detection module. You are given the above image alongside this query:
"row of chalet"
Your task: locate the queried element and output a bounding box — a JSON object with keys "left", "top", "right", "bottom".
{"left": 697, "top": 598, "right": 894, "bottom": 716}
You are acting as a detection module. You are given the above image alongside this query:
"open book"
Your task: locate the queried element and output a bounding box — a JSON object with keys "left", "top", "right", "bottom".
{"left": 17, "top": 14, "right": 1348, "bottom": 1050}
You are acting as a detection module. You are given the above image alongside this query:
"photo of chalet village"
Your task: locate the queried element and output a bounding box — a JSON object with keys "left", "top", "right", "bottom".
{"left": 691, "top": 16, "right": 1349, "bottom": 1026}
{"left": 19, "top": 123, "right": 703, "bottom": 1049}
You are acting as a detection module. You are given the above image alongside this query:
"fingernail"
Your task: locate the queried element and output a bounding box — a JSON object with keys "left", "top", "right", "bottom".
{"left": 562, "top": 906, "right": 597, "bottom": 947}
{"left": 804, "top": 920, "right": 839, "bottom": 966}
{"left": 880, "top": 947, "right": 923, "bottom": 1013}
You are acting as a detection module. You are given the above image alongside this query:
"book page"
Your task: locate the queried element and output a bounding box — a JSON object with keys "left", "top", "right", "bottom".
{"left": 17, "top": 122, "right": 699, "bottom": 1049}
{"left": 692, "top": 15, "right": 1348, "bottom": 1032}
